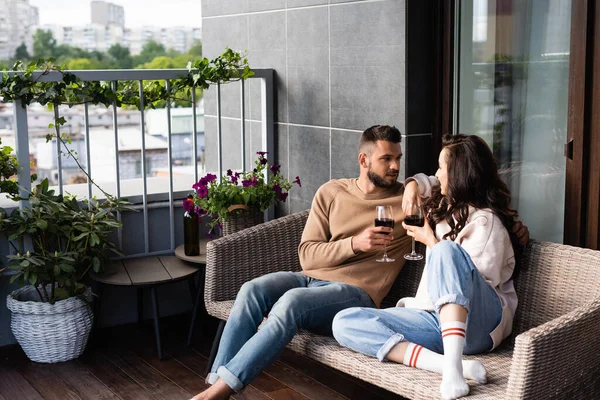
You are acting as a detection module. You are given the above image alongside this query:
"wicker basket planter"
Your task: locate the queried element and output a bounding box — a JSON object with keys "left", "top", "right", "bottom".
{"left": 223, "top": 205, "right": 264, "bottom": 236}
{"left": 6, "top": 285, "right": 94, "bottom": 363}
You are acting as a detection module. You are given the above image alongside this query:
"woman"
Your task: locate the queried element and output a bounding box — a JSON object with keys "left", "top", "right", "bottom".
{"left": 332, "top": 134, "right": 520, "bottom": 400}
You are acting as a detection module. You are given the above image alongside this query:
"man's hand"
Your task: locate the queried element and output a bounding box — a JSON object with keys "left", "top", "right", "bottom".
{"left": 513, "top": 220, "right": 530, "bottom": 246}
{"left": 351, "top": 227, "right": 394, "bottom": 253}
{"left": 402, "top": 180, "right": 420, "bottom": 216}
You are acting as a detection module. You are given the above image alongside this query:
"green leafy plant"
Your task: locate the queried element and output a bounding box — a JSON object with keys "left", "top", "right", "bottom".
{"left": 0, "top": 179, "right": 132, "bottom": 304}
{"left": 0, "top": 138, "right": 19, "bottom": 196}
{"left": 0, "top": 48, "right": 254, "bottom": 302}
{"left": 191, "top": 152, "right": 301, "bottom": 232}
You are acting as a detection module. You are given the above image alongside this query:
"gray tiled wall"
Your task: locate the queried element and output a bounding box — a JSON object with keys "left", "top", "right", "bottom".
{"left": 203, "top": 0, "right": 409, "bottom": 215}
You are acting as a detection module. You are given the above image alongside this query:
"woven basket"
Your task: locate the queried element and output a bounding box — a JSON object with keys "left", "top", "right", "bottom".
{"left": 6, "top": 285, "right": 94, "bottom": 363}
{"left": 222, "top": 205, "right": 264, "bottom": 236}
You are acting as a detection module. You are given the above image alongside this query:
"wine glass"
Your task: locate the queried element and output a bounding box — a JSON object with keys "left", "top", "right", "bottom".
{"left": 375, "top": 205, "right": 395, "bottom": 262}
{"left": 403, "top": 203, "right": 424, "bottom": 261}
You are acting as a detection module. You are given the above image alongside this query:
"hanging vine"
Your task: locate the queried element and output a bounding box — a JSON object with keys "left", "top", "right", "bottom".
{"left": 0, "top": 47, "right": 253, "bottom": 196}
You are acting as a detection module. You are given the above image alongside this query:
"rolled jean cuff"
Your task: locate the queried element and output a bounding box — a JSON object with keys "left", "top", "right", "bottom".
{"left": 434, "top": 294, "right": 470, "bottom": 314}
{"left": 376, "top": 333, "right": 405, "bottom": 362}
{"left": 217, "top": 366, "right": 244, "bottom": 391}
{"left": 206, "top": 372, "right": 219, "bottom": 385}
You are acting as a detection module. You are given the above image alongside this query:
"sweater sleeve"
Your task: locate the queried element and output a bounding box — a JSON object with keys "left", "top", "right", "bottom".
{"left": 455, "top": 213, "right": 515, "bottom": 287}
{"left": 298, "top": 185, "right": 356, "bottom": 271}
{"left": 404, "top": 173, "right": 438, "bottom": 198}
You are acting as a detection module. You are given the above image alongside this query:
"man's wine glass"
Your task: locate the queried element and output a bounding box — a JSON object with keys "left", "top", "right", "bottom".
{"left": 375, "top": 205, "right": 395, "bottom": 262}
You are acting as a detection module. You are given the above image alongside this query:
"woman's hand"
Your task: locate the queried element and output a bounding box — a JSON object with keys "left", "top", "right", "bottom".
{"left": 402, "top": 216, "right": 438, "bottom": 249}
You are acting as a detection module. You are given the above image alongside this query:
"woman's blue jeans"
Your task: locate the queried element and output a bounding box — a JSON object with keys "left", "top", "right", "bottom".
{"left": 332, "top": 241, "right": 503, "bottom": 361}
{"left": 207, "top": 271, "right": 375, "bottom": 390}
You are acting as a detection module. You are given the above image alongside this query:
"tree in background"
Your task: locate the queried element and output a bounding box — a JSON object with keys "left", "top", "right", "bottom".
{"left": 133, "top": 40, "right": 167, "bottom": 67}
{"left": 142, "top": 56, "right": 177, "bottom": 69}
{"left": 188, "top": 41, "right": 202, "bottom": 57}
{"left": 33, "top": 29, "right": 57, "bottom": 59}
{"left": 108, "top": 44, "right": 133, "bottom": 69}
{"left": 14, "top": 43, "right": 30, "bottom": 61}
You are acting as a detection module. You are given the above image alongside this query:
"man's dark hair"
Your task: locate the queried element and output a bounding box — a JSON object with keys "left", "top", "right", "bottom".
{"left": 359, "top": 125, "right": 402, "bottom": 154}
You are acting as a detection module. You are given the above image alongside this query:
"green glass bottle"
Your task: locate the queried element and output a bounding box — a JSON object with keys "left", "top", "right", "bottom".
{"left": 184, "top": 196, "right": 200, "bottom": 256}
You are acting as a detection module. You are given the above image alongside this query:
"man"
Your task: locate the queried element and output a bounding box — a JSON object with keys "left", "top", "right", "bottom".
{"left": 192, "top": 125, "right": 528, "bottom": 400}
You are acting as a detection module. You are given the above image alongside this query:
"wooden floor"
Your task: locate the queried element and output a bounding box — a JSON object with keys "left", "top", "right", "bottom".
{"left": 0, "top": 315, "right": 406, "bottom": 400}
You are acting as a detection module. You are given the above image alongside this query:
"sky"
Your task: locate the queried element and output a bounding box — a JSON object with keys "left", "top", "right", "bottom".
{"left": 29, "top": 0, "right": 203, "bottom": 28}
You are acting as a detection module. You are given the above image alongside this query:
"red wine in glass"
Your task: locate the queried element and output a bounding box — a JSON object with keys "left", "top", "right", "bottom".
{"left": 403, "top": 215, "right": 424, "bottom": 227}
{"left": 404, "top": 204, "right": 424, "bottom": 261}
{"left": 374, "top": 218, "right": 395, "bottom": 234}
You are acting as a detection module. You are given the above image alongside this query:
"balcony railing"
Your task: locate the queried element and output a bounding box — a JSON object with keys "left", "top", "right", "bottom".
{"left": 3, "top": 68, "right": 275, "bottom": 258}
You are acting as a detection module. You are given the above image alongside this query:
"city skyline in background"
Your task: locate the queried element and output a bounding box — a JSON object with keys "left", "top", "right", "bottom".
{"left": 29, "top": 0, "right": 203, "bottom": 28}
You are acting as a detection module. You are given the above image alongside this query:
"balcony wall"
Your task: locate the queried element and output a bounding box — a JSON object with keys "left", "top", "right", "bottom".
{"left": 202, "top": 0, "right": 440, "bottom": 216}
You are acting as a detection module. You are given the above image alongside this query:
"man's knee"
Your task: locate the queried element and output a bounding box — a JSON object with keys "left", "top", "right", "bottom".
{"left": 267, "top": 288, "right": 304, "bottom": 325}
{"left": 237, "top": 279, "right": 261, "bottom": 301}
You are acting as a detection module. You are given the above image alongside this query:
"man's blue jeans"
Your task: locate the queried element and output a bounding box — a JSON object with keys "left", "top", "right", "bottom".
{"left": 207, "top": 271, "right": 375, "bottom": 390}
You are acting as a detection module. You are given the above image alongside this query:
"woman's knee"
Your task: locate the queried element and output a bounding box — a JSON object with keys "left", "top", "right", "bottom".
{"left": 332, "top": 307, "right": 367, "bottom": 343}
{"left": 428, "top": 241, "right": 471, "bottom": 274}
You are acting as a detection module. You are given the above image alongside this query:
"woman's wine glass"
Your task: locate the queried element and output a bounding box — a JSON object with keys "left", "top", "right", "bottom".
{"left": 403, "top": 204, "right": 424, "bottom": 261}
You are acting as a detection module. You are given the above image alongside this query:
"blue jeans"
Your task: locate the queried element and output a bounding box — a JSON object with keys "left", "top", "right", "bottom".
{"left": 208, "top": 271, "right": 375, "bottom": 390}
{"left": 332, "top": 241, "right": 502, "bottom": 361}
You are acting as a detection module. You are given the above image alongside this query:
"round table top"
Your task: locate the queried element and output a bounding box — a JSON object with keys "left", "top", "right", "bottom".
{"left": 174, "top": 238, "right": 211, "bottom": 264}
{"left": 90, "top": 255, "right": 199, "bottom": 286}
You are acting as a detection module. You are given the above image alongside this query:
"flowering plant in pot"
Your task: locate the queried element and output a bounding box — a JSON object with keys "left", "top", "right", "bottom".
{"left": 190, "top": 152, "right": 301, "bottom": 235}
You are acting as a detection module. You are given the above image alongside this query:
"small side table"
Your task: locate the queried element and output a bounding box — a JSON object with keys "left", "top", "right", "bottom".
{"left": 174, "top": 239, "right": 210, "bottom": 346}
{"left": 90, "top": 242, "right": 208, "bottom": 360}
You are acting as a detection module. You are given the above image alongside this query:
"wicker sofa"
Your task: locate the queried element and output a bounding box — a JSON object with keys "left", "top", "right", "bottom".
{"left": 203, "top": 210, "right": 600, "bottom": 399}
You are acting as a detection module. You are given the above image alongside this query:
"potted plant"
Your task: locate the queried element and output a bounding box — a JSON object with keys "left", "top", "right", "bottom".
{"left": 0, "top": 137, "right": 19, "bottom": 197}
{"left": 191, "top": 152, "right": 301, "bottom": 235}
{"left": 0, "top": 178, "right": 130, "bottom": 363}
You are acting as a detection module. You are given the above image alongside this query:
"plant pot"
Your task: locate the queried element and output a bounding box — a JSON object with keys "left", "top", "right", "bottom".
{"left": 223, "top": 204, "right": 264, "bottom": 236}
{"left": 6, "top": 285, "right": 94, "bottom": 363}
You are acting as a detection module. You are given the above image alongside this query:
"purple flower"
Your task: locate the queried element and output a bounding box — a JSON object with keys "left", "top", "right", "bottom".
{"left": 193, "top": 178, "right": 206, "bottom": 189}
{"left": 242, "top": 176, "right": 258, "bottom": 187}
{"left": 277, "top": 191, "right": 288, "bottom": 202}
{"left": 197, "top": 185, "right": 208, "bottom": 199}
{"left": 272, "top": 183, "right": 282, "bottom": 194}
{"left": 270, "top": 164, "right": 281, "bottom": 174}
{"left": 260, "top": 158, "right": 268, "bottom": 165}
{"left": 257, "top": 151, "right": 268, "bottom": 156}
{"left": 230, "top": 174, "right": 238, "bottom": 184}
{"left": 205, "top": 173, "right": 217, "bottom": 183}
{"left": 294, "top": 176, "right": 302, "bottom": 187}
{"left": 195, "top": 206, "right": 206, "bottom": 216}
{"left": 183, "top": 198, "right": 194, "bottom": 213}
{"left": 227, "top": 169, "right": 233, "bottom": 176}
{"left": 253, "top": 168, "right": 258, "bottom": 173}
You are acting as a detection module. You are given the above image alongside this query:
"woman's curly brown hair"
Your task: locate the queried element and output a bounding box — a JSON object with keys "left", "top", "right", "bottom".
{"left": 423, "top": 134, "right": 521, "bottom": 271}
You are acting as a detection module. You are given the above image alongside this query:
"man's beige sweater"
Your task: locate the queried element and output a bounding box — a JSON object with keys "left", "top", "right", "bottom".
{"left": 298, "top": 179, "right": 412, "bottom": 307}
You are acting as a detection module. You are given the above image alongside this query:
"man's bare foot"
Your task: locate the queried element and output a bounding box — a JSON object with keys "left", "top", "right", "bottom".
{"left": 190, "top": 378, "right": 233, "bottom": 400}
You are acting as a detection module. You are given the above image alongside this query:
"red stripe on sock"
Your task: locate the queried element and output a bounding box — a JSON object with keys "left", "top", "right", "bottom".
{"left": 442, "top": 327, "right": 466, "bottom": 334}
{"left": 408, "top": 345, "right": 419, "bottom": 367}
{"left": 442, "top": 332, "right": 466, "bottom": 338}
{"left": 412, "top": 345, "right": 424, "bottom": 368}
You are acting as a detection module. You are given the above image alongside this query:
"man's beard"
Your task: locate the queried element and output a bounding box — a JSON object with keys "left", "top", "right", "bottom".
{"left": 367, "top": 166, "right": 398, "bottom": 188}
